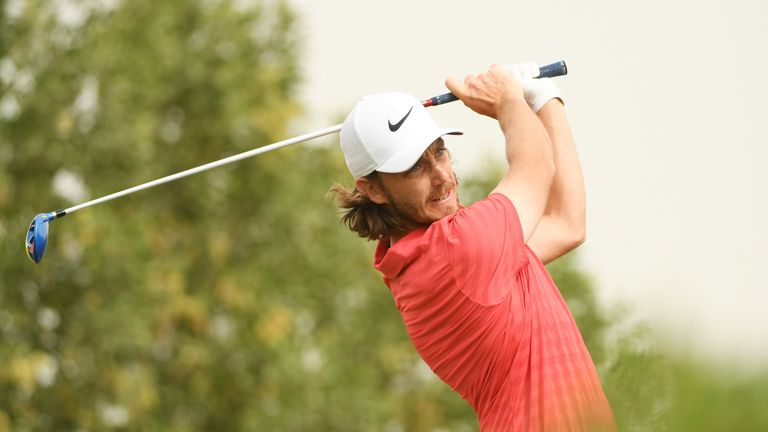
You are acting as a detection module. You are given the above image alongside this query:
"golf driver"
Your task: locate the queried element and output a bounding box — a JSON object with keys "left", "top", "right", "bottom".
{"left": 26, "top": 60, "right": 568, "bottom": 263}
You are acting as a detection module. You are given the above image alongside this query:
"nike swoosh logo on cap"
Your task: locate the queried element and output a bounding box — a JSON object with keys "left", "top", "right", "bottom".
{"left": 388, "top": 106, "right": 413, "bottom": 132}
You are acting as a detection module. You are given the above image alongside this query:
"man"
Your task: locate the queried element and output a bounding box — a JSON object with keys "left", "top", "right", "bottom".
{"left": 330, "top": 63, "right": 616, "bottom": 431}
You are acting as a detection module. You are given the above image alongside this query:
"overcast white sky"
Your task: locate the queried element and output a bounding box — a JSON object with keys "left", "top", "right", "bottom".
{"left": 288, "top": 0, "right": 768, "bottom": 365}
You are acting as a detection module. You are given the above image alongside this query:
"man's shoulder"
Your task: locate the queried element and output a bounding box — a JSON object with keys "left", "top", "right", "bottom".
{"left": 432, "top": 194, "right": 515, "bottom": 239}
{"left": 377, "top": 194, "right": 516, "bottom": 265}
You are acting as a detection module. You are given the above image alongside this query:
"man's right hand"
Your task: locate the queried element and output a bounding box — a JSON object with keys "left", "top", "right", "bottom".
{"left": 444, "top": 65, "right": 527, "bottom": 120}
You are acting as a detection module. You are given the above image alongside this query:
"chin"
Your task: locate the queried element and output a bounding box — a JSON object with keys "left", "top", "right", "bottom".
{"left": 444, "top": 204, "right": 460, "bottom": 217}
{"left": 432, "top": 203, "right": 459, "bottom": 221}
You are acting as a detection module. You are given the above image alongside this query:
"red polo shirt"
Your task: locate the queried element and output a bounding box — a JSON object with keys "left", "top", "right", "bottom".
{"left": 374, "top": 193, "right": 615, "bottom": 431}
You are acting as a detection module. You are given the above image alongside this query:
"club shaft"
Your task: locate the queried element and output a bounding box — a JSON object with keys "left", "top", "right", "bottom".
{"left": 60, "top": 59, "right": 567, "bottom": 216}
{"left": 63, "top": 123, "right": 343, "bottom": 215}
{"left": 59, "top": 89, "right": 456, "bottom": 216}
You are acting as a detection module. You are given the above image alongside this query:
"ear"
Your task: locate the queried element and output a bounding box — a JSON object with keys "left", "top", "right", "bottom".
{"left": 355, "top": 176, "right": 388, "bottom": 205}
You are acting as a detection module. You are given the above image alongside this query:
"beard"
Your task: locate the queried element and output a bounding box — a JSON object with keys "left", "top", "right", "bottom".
{"left": 381, "top": 174, "right": 460, "bottom": 232}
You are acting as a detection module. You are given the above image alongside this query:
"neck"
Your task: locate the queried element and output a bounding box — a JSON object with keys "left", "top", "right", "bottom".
{"left": 389, "top": 224, "right": 426, "bottom": 245}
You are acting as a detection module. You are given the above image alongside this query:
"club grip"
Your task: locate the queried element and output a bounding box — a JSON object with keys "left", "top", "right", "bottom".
{"left": 537, "top": 60, "right": 567, "bottom": 78}
{"left": 422, "top": 60, "right": 568, "bottom": 107}
{"left": 426, "top": 93, "right": 459, "bottom": 106}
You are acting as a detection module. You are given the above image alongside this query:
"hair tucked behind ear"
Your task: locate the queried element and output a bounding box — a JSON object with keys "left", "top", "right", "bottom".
{"left": 328, "top": 172, "right": 408, "bottom": 241}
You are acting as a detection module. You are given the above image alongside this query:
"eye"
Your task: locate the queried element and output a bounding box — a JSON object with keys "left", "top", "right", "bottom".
{"left": 405, "top": 161, "right": 424, "bottom": 176}
{"left": 435, "top": 147, "right": 448, "bottom": 159}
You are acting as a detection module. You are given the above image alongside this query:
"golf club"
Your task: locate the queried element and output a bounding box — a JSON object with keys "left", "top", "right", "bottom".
{"left": 26, "top": 60, "right": 567, "bottom": 263}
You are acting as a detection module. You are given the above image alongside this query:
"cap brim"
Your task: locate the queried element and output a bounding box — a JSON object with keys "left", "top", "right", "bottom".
{"left": 376, "top": 128, "right": 463, "bottom": 174}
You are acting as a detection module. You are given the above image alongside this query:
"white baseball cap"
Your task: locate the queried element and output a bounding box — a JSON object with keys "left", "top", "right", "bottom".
{"left": 340, "top": 92, "right": 462, "bottom": 178}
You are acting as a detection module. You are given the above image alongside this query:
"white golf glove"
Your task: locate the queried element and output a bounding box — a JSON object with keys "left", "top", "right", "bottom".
{"left": 504, "top": 62, "right": 562, "bottom": 112}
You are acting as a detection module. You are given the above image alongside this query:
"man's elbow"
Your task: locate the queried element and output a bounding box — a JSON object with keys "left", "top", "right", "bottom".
{"left": 558, "top": 217, "right": 585, "bottom": 252}
{"left": 568, "top": 223, "right": 586, "bottom": 250}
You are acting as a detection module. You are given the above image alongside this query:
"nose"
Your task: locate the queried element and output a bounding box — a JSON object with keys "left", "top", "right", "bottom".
{"left": 431, "top": 161, "right": 452, "bottom": 185}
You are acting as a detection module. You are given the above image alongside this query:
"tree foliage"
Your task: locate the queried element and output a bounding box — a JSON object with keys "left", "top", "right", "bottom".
{"left": 1, "top": 1, "right": 766, "bottom": 431}
{"left": 0, "top": 1, "right": 476, "bottom": 429}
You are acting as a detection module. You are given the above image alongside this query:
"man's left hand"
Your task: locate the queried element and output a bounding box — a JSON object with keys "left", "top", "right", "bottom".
{"left": 504, "top": 62, "right": 563, "bottom": 112}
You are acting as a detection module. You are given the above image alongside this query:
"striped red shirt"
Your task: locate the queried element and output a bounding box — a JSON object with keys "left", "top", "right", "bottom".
{"left": 374, "top": 193, "right": 615, "bottom": 431}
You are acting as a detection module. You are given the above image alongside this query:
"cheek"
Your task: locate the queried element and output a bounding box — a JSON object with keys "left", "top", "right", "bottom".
{"left": 415, "top": 181, "right": 435, "bottom": 205}
{"left": 384, "top": 175, "right": 442, "bottom": 213}
{"left": 396, "top": 178, "right": 429, "bottom": 200}
{"left": 394, "top": 181, "right": 432, "bottom": 214}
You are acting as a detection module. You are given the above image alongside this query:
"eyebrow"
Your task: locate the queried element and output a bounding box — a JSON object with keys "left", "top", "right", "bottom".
{"left": 403, "top": 141, "right": 447, "bottom": 174}
{"left": 404, "top": 158, "right": 424, "bottom": 174}
{"left": 427, "top": 139, "right": 446, "bottom": 153}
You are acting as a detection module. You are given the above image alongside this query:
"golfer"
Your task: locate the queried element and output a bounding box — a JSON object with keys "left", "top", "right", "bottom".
{"left": 331, "top": 63, "right": 616, "bottom": 431}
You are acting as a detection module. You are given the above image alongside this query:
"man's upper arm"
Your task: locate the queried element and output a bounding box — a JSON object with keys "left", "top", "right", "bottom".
{"left": 525, "top": 215, "right": 585, "bottom": 265}
{"left": 491, "top": 158, "right": 555, "bottom": 244}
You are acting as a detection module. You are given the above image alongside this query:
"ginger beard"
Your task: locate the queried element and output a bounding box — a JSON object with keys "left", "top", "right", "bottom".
{"left": 378, "top": 170, "right": 460, "bottom": 231}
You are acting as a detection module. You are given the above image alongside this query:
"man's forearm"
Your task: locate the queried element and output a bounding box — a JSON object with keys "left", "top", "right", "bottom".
{"left": 492, "top": 92, "right": 556, "bottom": 243}
{"left": 499, "top": 98, "right": 554, "bottom": 169}
{"left": 536, "top": 101, "right": 585, "bottom": 233}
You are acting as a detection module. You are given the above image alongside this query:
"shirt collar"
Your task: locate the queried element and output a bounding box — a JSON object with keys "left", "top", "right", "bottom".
{"left": 373, "top": 227, "right": 427, "bottom": 278}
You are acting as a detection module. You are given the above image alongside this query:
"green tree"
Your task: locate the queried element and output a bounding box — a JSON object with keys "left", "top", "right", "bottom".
{"left": 0, "top": 1, "right": 477, "bottom": 429}
{"left": 2, "top": 1, "right": 767, "bottom": 431}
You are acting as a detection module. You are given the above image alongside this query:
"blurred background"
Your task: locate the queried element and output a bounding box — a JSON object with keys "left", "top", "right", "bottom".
{"left": 1, "top": 0, "right": 766, "bottom": 430}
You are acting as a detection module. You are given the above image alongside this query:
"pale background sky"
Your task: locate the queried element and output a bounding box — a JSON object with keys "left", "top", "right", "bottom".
{"left": 288, "top": 0, "right": 768, "bottom": 366}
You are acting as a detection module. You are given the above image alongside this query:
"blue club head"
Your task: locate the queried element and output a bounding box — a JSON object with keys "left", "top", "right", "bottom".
{"left": 26, "top": 213, "right": 52, "bottom": 263}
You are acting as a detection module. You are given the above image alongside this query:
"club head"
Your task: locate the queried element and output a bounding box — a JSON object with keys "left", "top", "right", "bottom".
{"left": 26, "top": 213, "right": 51, "bottom": 263}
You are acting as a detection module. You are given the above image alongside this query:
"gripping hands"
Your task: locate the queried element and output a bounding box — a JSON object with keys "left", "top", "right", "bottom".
{"left": 445, "top": 62, "right": 564, "bottom": 117}
{"left": 444, "top": 65, "right": 526, "bottom": 119}
{"left": 504, "top": 62, "right": 563, "bottom": 112}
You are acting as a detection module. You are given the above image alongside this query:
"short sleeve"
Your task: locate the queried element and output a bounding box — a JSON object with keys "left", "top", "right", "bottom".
{"left": 442, "top": 193, "right": 529, "bottom": 305}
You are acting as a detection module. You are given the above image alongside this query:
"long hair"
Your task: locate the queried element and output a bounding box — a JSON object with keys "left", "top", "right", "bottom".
{"left": 328, "top": 172, "right": 408, "bottom": 241}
